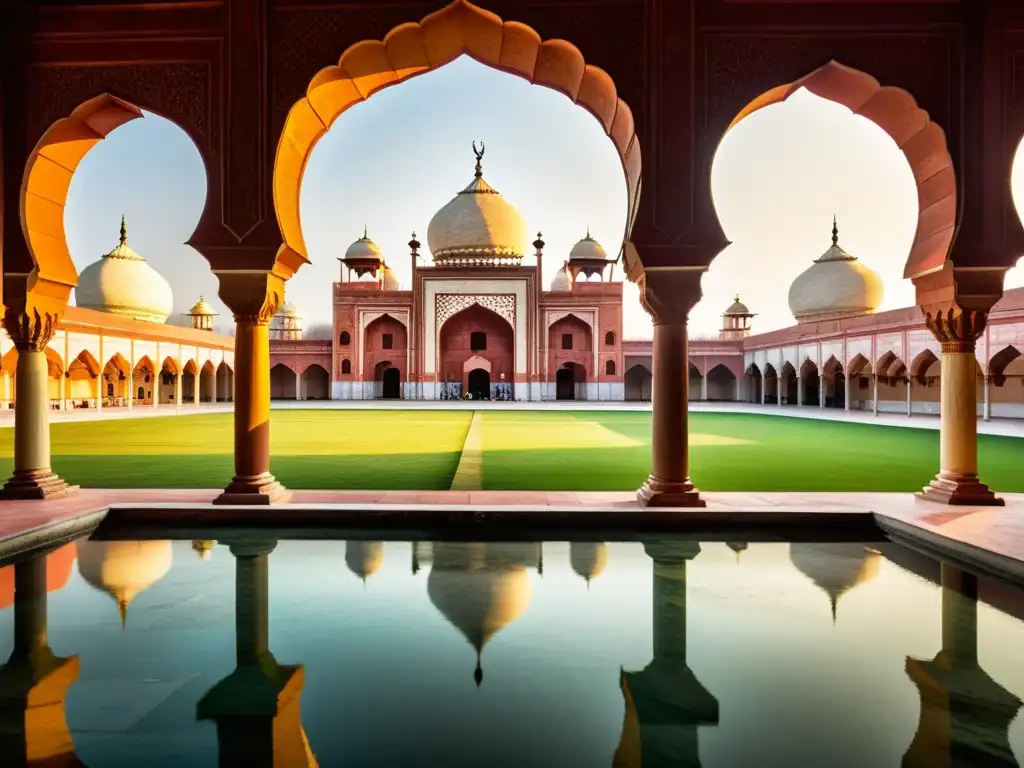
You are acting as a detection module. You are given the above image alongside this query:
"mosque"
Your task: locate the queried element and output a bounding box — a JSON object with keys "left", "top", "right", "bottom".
{"left": 268, "top": 146, "right": 1024, "bottom": 417}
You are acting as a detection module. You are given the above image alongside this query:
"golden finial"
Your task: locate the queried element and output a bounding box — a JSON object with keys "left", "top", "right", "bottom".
{"left": 472, "top": 141, "right": 485, "bottom": 178}
{"left": 831, "top": 215, "right": 839, "bottom": 247}
{"left": 119, "top": 215, "right": 127, "bottom": 245}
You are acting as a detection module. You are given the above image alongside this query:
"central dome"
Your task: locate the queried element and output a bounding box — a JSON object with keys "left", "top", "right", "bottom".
{"left": 426, "top": 143, "right": 529, "bottom": 267}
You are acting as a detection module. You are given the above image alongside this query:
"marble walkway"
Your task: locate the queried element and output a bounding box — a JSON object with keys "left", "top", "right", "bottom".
{"left": 1, "top": 488, "right": 1022, "bottom": 585}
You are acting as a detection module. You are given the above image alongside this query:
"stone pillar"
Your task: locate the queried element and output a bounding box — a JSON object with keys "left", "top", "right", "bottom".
{"left": 819, "top": 376, "right": 825, "bottom": 411}
{"left": 1, "top": 308, "right": 77, "bottom": 499}
{"left": 796, "top": 375, "right": 803, "bottom": 407}
{"left": 175, "top": 372, "right": 183, "bottom": 411}
{"left": 126, "top": 371, "right": 133, "bottom": 411}
{"left": 214, "top": 273, "right": 288, "bottom": 505}
{"left": 57, "top": 370, "right": 65, "bottom": 411}
{"left": 195, "top": 369, "right": 202, "bottom": 407}
{"left": 700, "top": 373, "right": 707, "bottom": 402}
{"left": 917, "top": 305, "right": 1002, "bottom": 506}
{"left": 198, "top": 540, "right": 315, "bottom": 767}
{"left": 776, "top": 376, "right": 782, "bottom": 406}
{"left": 872, "top": 375, "right": 879, "bottom": 416}
{"left": 906, "top": 377, "right": 912, "bottom": 417}
{"left": 0, "top": 554, "right": 82, "bottom": 766}
{"left": 153, "top": 370, "right": 160, "bottom": 407}
{"left": 635, "top": 272, "right": 704, "bottom": 507}
{"left": 844, "top": 376, "right": 851, "bottom": 411}
{"left": 295, "top": 369, "right": 302, "bottom": 401}
{"left": 983, "top": 375, "right": 991, "bottom": 422}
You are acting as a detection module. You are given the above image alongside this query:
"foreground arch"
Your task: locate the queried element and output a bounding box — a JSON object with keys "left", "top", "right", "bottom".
{"left": 727, "top": 60, "right": 954, "bottom": 280}
{"left": 273, "top": 0, "right": 641, "bottom": 271}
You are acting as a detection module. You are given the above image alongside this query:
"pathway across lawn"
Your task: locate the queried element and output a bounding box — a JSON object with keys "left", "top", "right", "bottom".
{"left": 0, "top": 409, "right": 1019, "bottom": 493}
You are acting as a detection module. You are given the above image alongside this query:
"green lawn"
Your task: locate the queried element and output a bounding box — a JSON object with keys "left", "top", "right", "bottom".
{"left": 0, "top": 409, "right": 1019, "bottom": 492}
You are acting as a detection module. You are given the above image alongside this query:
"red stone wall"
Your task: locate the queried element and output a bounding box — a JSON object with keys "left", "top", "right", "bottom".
{"left": 363, "top": 315, "right": 408, "bottom": 381}
{"left": 547, "top": 315, "right": 594, "bottom": 378}
{"left": 439, "top": 305, "right": 514, "bottom": 384}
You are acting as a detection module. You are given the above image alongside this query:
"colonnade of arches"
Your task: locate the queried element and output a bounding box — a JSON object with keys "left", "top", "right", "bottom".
{"left": 0, "top": 348, "right": 234, "bottom": 410}
{"left": 744, "top": 345, "right": 1024, "bottom": 421}
{"left": 624, "top": 363, "right": 738, "bottom": 403}
{"left": 3, "top": 0, "right": 1019, "bottom": 507}
{"left": 270, "top": 364, "right": 331, "bottom": 401}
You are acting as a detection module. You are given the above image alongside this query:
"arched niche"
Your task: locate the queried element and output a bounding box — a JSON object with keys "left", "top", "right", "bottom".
{"left": 273, "top": 0, "right": 641, "bottom": 278}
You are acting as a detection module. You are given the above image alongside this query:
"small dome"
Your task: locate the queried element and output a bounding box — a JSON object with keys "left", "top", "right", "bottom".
{"left": 549, "top": 264, "right": 572, "bottom": 292}
{"left": 77, "top": 539, "right": 173, "bottom": 628}
{"left": 188, "top": 296, "right": 216, "bottom": 316}
{"left": 788, "top": 219, "right": 884, "bottom": 323}
{"left": 382, "top": 266, "right": 400, "bottom": 291}
{"left": 426, "top": 143, "right": 529, "bottom": 266}
{"left": 569, "top": 231, "right": 609, "bottom": 261}
{"left": 570, "top": 542, "right": 608, "bottom": 584}
{"left": 277, "top": 302, "right": 299, "bottom": 318}
{"left": 724, "top": 295, "right": 750, "bottom": 316}
{"left": 345, "top": 228, "right": 383, "bottom": 262}
{"left": 346, "top": 541, "right": 384, "bottom": 582}
{"left": 789, "top": 543, "right": 881, "bottom": 622}
{"left": 75, "top": 217, "right": 174, "bottom": 324}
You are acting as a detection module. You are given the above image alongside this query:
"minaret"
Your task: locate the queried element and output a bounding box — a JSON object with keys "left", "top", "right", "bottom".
{"left": 720, "top": 296, "right": 754, "bottom": 341}
{"left": 533, "top": 232, "right": 545, "bottom": 289}
{"left": 185, "top": 295, "right": 218, "bottom": 332}
{"left": 903, "top": 565, "right": 1021, "bottom": 767}
{"left": 0, "top": 554, "right": 83, "bottom": 766}
{"left": 613, "top": 542, "right": 719, "bottom": 767}
{"left": 197, "top": 540, "right": 317, "bottom": 766}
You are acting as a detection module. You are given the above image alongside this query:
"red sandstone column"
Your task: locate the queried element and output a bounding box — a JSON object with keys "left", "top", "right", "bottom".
{"left": 636, "top": 272, "right": 704, "bottom": 508}
{"left": 215, "top": 274, "right": 288, "bottom": 505}
{"left": 917, "top": 305, "right": 1002, "bottom": 506}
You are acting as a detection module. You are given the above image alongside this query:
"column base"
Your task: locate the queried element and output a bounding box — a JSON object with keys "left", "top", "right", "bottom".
{"left": 2, "top": 469, "right": 79, "bottom": 500}
{"left": 637, "top": 476, "right": 706, "bottom": 508}
{"left": 916, "top": 472, "right": 1004, "bottom": 507}
{"left": 214, "top": 473, "right": 291, "bottom": 506}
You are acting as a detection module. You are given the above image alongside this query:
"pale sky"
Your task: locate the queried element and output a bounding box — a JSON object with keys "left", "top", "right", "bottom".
{"left": 64, "top": 56, "right": 1024, "bottom": 339}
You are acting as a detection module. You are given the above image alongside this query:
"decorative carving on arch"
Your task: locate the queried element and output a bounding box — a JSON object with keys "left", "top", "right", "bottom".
{"left": 547, "top": 310, "right": 594, "bottom": 331}
{"left": 726, "top": 60, "right": 956, "bottom": 281}
{"left": 273, "top": 0, "right": 641, "bottom": 275}
{"left": 20, "top": 95, "right": 144, "bottom": 308}
{"left": 361, "top": 310, "right": 409, "bottom": 331}
{"left": 436, "top": 294, "right": 516, "bottom": 332}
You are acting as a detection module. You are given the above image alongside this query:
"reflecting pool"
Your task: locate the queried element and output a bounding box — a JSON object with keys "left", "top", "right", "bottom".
{"left": 0, "top": 537, "right": 1022, "bottom": 767}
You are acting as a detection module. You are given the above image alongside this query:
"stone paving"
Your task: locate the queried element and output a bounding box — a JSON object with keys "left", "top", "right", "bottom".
{"left": 1, "top": 488, "right": 1022, "bottom": 584}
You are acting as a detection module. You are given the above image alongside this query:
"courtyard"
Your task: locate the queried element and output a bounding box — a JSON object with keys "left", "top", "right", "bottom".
{"left": 1, "top": 408, "right": 1020, "bottom": 494}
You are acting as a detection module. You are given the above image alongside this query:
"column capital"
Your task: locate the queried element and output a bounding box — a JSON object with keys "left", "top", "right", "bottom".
{"left": 637, "top": 269, "right": 703, "bottom": 326}
{"left": 216, "top": 270, "right": 286, "bottom": 325}
{"left": 3, "top": 296, "right": 62, "bottom": 352}
{"left": 921, "top": 304, "right": 988, "bottom": 353}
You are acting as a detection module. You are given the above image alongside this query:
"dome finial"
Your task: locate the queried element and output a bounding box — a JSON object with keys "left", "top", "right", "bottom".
{"left": 586, "top": 223, "right": 591, "bottom": 239}
{"left": 118, "top": 599, "right": 128, "bottom": 631}
{"left": 363, "top": 223, "right": 368, "bottom": 239}
{"left": 119, "top": 215, "right": 127, "bottom": 246}
{"left": 831, "top": 215, "right": 839, "bottom": 247}
{"left": 472, "top": 141, "right": 485, "bottom": 178}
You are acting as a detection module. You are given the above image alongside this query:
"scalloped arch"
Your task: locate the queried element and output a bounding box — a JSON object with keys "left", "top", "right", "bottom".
{"left": 273, "top": 0, "right": 641, "bottom": 269}
{"left": 20, "top": 94, "right": 144, "bottom": 307}
{"left": 726, "top": 60, "right": 955, "bottom": 282}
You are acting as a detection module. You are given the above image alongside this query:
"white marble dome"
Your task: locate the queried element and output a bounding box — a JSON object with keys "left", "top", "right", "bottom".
{"left": 345, "top": 229, "right": 383, "bottom": 262}
{"left": 569, "top": 231, "right": 609, "bottom": 261}
{"left": 426, "top": 144, "right": 529, "bottom": 267}
{"left": 788, "top": 221, "right": 884, "bottom": 323}
{"left": 549, "top": 264, "right": 572, "bottom": 292}
{"left": 75, "top": 217, "right": 174, "bottom": 324}
{"left": 382, "top": 266, "right": 400, "bottom": 291}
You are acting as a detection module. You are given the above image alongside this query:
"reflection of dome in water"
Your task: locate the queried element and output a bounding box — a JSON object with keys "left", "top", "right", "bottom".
{"left": 726, "top": 541, "right": 748, "bottom": 562}
{"left": 346, "top": 541, "right": 384, "bottom": 582}
{"left": 427, "top": 542, "right": 535, "bottom": 686}
{"left": 75, "top": 216, "right": 174, "bottom": 324}
{"left": 788, "top": 219, "right": 884, "bottom": 323}
{"left": 426, "top": 144, "right": 529, "bottom": 266}
{"left": 789, "top": 543, "right": 880, "bottom": 622}
{"left": 77, "top": 540, "right": 173, "bottom": 627}
{"left": 570, "top": 542, "right": 608, "bottom": 584}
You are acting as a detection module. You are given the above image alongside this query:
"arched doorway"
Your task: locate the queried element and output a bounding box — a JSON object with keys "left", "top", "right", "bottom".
{"left": 556, "top": 367, "right": 575, "bottom": 401}
{"left": 381, "top": 367, "right": 401, "bottom": 399}
{"left": 800, "top": 360, "right": 820, "bottom": 407}
{"left": 745, "top": 364, "right": 762, "bottom": 404}
{"left": 270, "top": 364, "right": 296, "bottom": 400}
{"left": 440, "top": 304, "right": 514, "bottom": 401}
{"left": 706, "top": 364, "right": 737, "bottom": 401}
{"left": 301, "top": 364, "right": 330, "bottom": 400}
{"left": 624, "top": 365, "right": 652, "bottom": 402}
{"left": 781, "top": 362, "right": 798, "bottom": 405}
{"left": 468, "top": 368, "right": 490, "bottom": 401}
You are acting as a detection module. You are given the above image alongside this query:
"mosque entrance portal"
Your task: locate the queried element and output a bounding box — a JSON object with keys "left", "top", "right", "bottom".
{"left": 468, "top": 368, "right": 490, "bottom": 400}
{"left": 556, "top": 367, "right": 576, "bottom": 400}
{"left": 381, "top": 367, "right": 401, "bottom": 399}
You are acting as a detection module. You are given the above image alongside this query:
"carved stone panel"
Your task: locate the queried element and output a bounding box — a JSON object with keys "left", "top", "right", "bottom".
{"left": 436, "top": 293, "right": 516, "bottom": 332}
